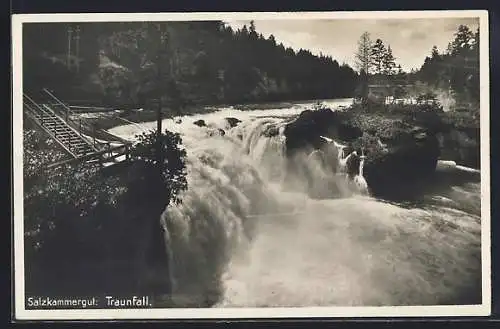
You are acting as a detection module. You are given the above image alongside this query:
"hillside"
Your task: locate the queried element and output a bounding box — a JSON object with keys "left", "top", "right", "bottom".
{"left": 23, "top": 21, "right": 359, "bottom": 112}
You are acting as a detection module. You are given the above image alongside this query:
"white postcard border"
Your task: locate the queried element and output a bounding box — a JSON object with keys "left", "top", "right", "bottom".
{"left": 12, "top": 10, "right": 491, "bottom": 320}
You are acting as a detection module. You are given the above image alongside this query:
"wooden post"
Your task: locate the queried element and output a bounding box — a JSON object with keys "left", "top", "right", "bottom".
{"left": 67, "top": 26, "right": 73, "bottom": 69}
{"left": 79, "top": 119, "right": 82, "bottom": 136}
{"left": 92, "top": 124, "right": 96, "bottom": 147}
{"left": 65, "top": 108, "right": 69, "bottom": 123}
{"left": 156, "top": 23, "right": 165, "bottom": 174}
{"left": 40, "top": 107, "right": 45, "bottom": 125}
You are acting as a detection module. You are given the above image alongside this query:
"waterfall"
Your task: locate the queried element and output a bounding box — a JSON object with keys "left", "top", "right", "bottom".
{"left": 235, "top": 118, "right": 287, "bottom": 182}
{"left": 109, "top": 103, "right": 482, "bottom": 308}
{"left": 353, "top": 153, "right": 369, "bottom": 194}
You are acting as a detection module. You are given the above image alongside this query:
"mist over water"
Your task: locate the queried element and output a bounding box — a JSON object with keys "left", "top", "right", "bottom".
{"left": 109, "top": 99, "right": 482, "bottom": 307}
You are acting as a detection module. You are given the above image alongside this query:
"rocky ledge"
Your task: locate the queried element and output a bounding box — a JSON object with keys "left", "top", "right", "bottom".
{"left": 282, "top": 104, "right": 479, "bottom": 200}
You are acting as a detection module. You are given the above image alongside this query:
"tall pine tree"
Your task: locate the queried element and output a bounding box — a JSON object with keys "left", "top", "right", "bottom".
{"left": 354, "top": 32, "right": 372, "bottom": 74}
{"left": 370, "top": 39, "right": 386, "bottom": 74}
{"left": 382, "top": 45, "right": 396, "bottom": 75}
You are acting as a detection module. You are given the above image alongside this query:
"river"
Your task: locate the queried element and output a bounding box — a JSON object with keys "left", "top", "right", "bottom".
{"left": 108, "top": 99, "right": 482, "bottom": 307}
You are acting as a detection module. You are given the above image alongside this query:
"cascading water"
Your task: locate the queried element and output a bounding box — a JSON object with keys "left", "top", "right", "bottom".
{"left": 353, "top": 153, "right": 369, "bottom": 194}
{"left": 109, "top": 100, "right": 482, "bottom": 308}
{"left": 316, "top": 136, "right": 369, "bottom": 196}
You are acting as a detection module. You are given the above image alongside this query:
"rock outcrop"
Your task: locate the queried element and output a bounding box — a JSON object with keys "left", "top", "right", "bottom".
{"left": 193, "top": 119, "right": 207, "bottom": 127}
{"left": 437, "top": 129, "right": 479, "bottom": 168}
{"left": 225, "top": 117, "right": 242, "bottom": 128}
{"left": 283, "top": 109, "right": 362, "bottom": 157}
{"left": 437, "top": 111, "right": 480, "bottom": 169}
{"left": 283, "top": 107, "right": 442, "bottom": 199}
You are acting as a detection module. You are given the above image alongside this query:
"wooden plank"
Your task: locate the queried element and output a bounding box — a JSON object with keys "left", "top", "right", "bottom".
{"left": 43, "top": 90, "right": 129, "bottom": 147}
{"left": 25, "top": 95, "right": 98, "bottom": 160}
{"left": 25, "top": 95, "right": 91, "bottom": 156}
{"left": 45, "top": 142, "right": 131, "bottom": 169}
{"left": 69, "top": 105, "right": 117, "bottom": 112}
{"left": 41, "top": 104, "right": 100, "bottom": 153}
{"left": 27, "top": 91, "right": 134, "bottom": 171}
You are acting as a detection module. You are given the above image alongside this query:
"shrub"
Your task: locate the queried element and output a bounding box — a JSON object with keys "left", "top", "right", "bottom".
{"left": 23, "top": 126, "right": 188, "bottom": 295}
{"left": 443, "top": 110, "right": 480, "bottom": 130}
{"left": 23, "top": 128, "right": 69, "bottom": 186}
{"left": 130, "top": 129, "right": 188, "bottom": 205}
{"left": 24, "top": 162, "right": 124, "bottom": 258}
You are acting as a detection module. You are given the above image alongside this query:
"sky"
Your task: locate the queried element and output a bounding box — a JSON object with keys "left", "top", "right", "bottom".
{"left": 225, "top": 17, "right": 479, "bottom": 72}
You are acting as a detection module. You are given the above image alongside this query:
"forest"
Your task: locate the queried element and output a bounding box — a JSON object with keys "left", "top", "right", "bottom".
{"left": 416, "top": 25, "right": 480, "bottom": 108}
{"left": 353, "top": 24, "right": 480, "bottom": 109}
{"left": 22, "top": 21, "right": 480, "bottom": 112}
{"left": 22, "top": 20, "right": 359, "bottom": 111}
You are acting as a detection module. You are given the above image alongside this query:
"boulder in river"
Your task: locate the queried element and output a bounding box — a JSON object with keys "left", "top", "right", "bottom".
{"left": 397, "top": 104, "right": 479, "bottom": 169}
{"left": 283, "top": 107, "right": 441, "bottom": 200}
{"left": 193, "top": 119, "right": 207, "bottom": 127}
{"left": 283, "top": 108, "right": 363, "bottom": 158}
{"left": 437, "top": 128, "right": 479, "bottom": 168}
{"left": 207, "top": 128, "right": 226, "bottom": 137}
{"left": 225, "top": 117, "right": 242, "bottom": 128}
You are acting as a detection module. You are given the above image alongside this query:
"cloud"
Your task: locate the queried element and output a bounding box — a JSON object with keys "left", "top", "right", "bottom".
{"left": 384, "top": 21, "right": 406, "bottom": 28}
{"left": 410, "top": 31, "right": 428, "bottom": 41}
{"left": 443, "top": 18, "right": 479, "bottom": 32}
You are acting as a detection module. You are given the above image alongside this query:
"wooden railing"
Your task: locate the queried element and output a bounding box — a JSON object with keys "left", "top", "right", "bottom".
{"left": 41, "top": 89, "right": 112, "bottom": 150}
{"left": 23, "top": 97, "right": 79, "bottom": 159}
{"left": 26, "top": 89, "right": 135, "bottom": 171}
{"left": 45, "top": 142, "right": 132, "bottom": 170}
{"left": 27, "top": 92, "right": 101, "bottom": 154}
{"left": 69, "top": 105, "right": 118, "bottom": 113}
{"left": 42, "top": 89, "right": 87, "bottom": 133}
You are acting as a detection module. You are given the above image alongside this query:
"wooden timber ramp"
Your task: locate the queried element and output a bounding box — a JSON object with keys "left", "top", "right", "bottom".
{"left": 23, "top": 89, "right": 133, "bottom": 170}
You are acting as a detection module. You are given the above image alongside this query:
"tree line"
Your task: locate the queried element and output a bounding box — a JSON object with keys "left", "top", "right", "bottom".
{"left": 416, "top": 25, "right": 479, "bottom": 107}
{"left": 353, "top": 24, "right": 480, "bottom": 108}
{"left": 354, "top": 32, "right": 403, "bottom": 76}
{"left": 22, "top": 21, "right": 359, "bottom": 110}
{"left": 353, "top": 32, "right": 406, "bottom": 103}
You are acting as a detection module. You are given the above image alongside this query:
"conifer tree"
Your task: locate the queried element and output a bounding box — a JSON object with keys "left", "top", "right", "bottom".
{"left": 382, "top": 45, "right": 396, "bottom": 75}
{"left": 370, "top": 39, "right": 386, "bottom": 74}
{"left": 354, "top": 32, "right": 372, "bottom": 74}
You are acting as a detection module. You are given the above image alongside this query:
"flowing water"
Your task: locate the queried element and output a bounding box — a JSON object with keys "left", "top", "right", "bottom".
{"left": 109, "top": 99, "right": 482, "bottom": 307}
